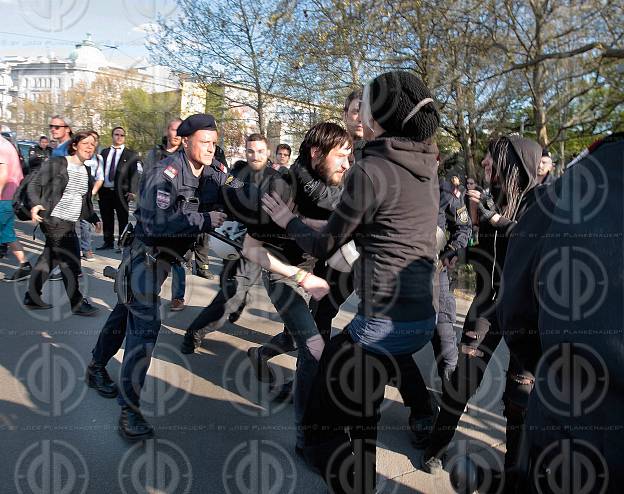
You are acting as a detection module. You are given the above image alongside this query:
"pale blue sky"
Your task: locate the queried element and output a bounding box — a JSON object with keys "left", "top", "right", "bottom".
{"left": 0, "top": 0, "right": 180, "bottom": 67}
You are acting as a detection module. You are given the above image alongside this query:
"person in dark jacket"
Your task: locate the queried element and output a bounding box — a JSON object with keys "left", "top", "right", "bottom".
{"left": 262, "top": 70, "right": 440, "bottom": 494}
{"left": 96, "top": 126, "right": 141, "bottom": 251}
{"left": 422, "top": 135, "right": 543, "bottom": 483}
{"left": 498, "top": 133, "right": 624, "bottom": 494}
{"left": 27, "top": 135, "right": 52, "bottom": 173}
{"left": 86, "top": 114, "right": 227, "bottom": 440}
{"left": 24, "top": 131, "right": 102, "bottom": 315}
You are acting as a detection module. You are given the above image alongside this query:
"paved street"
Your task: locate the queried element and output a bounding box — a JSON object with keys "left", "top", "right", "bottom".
{"left": 0, "top": 219, "right": 509, "bottom": 494}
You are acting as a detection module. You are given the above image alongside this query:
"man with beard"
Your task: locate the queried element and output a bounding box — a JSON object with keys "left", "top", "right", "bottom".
{"left": 239, "top": 122, "right": 352, "bottom": 453}
{"left": 179, "top": 133, "right": 328, "bottom": 354}
{"left": 85, "top": 114, "right": 227, "bottom": 440}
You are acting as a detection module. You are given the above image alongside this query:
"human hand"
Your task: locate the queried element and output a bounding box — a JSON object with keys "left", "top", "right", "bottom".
{"left": 209, "top": 211, "right": 227, "bottom": 228}
{"left": 466, "top": 189, "right": 482, "bottom": 204}
{"left": 94, "top": 222, "right": 103, "bottom": 234}
{"left": 31, "top": 205, "right": 45, "bottom": 223}
{"left": 300, "top": 273, "right": 330, "bottom": 301}
{"left": 261, "top": 192, "right": 295, "bottom": 229}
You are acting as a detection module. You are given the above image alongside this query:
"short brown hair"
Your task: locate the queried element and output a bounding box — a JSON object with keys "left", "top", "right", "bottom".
{"left": 343, "top": 88, "right": 363, "bottom": 113}
{"left": 246, "top": 133, "right": 268, "bottom": 145}
{"left": 68, "top": 130, "right": 96, "bottom": 156}
{"left": 298, "top": 122, "right": 352, "bottom": 168}
{"left": 276, "top": 143, "right": 291, "bottom": 156}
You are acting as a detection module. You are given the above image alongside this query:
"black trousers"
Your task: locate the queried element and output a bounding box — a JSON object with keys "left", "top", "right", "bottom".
{"left": 194, "top": 233, "right": 211, "bottom": 271}
{"left": 302, "top": 331, "right": 430, "bottom": 494}
{"left": 98, "top": 187, "right": 128, "bottom": 246}
{"left": 28, "top": 217, "right": 83, "bottom": 308}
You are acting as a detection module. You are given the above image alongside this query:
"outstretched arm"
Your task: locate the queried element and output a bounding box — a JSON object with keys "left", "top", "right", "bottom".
{"left": 242, "top": 234, "right": 329, "bottom": 300}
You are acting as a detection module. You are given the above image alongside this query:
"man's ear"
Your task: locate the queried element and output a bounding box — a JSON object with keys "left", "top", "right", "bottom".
{"left": 310, "top": 146, "right": 320, "bottom": 162}
{"left": 182, "top": 137, "right": 189, "bottom": 149}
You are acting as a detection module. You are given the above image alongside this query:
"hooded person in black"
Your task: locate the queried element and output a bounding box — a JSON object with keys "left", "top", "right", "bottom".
{"left": 422, "top": 135, "right": 543, "bottom": 483}
{"left": 262, "top": 70, "right": 440, "bottom": 494}
{"left": 499, "top": 133, "right": 624, "bottom": 493}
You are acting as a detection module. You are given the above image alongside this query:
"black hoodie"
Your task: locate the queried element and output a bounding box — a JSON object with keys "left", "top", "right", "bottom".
{"left": 286, "top": 136, "right": 440, "bottom": 321}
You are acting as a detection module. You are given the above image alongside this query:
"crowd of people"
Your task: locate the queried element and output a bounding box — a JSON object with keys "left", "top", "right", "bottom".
{"left": 1, "top": 68, "right": 621, "bottom": 494}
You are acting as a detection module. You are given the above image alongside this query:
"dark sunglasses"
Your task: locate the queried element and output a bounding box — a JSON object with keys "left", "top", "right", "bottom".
{"left": 49, "top": 124, "right": 68, "bottom": 129}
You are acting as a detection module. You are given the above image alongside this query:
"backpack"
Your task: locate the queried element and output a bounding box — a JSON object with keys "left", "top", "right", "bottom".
{"left": 12, "top": 169, "right": 39, "bottom": 221}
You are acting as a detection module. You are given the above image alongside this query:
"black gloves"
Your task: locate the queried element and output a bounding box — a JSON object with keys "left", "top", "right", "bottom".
{"left": 478, "top": 191, "right": 497, "bottom": 221}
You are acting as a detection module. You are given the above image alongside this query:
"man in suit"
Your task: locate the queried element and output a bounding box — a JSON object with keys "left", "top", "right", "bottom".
{"left": 96, "top": 126, "right": 140, "bottom": 251}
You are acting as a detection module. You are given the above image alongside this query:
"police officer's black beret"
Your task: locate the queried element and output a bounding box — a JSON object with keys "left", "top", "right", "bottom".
{"left": 177, "top": 114, "right": 218, "bottom": 137}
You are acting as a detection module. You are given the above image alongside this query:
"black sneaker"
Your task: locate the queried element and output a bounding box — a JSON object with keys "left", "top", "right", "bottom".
{"left": 72, "top": 299, "right": 99, "bottom": 316}
{"left": 247, "top": 346, "right": 275, "bottom": 384}
{"left": 5, "top": 263, "right": 32, "bottom": 282}
{"left": 195, "top": 264, "right": 214, "bottom": 280}
{"left": 118, "top": 406, "right": 154, "bottom": 441}
{"left": 180, "top": 332, "right": 200, "bottom": 354}
{"left": 86, "top": 361, "right": 118, "bottom": 398}
{"left": 23, "top": 293, "right": 52, "bottom": 310}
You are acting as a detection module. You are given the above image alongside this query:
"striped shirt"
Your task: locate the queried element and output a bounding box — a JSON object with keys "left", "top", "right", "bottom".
{"left": 51, "top": 163, "right": 88, "bottom": 222}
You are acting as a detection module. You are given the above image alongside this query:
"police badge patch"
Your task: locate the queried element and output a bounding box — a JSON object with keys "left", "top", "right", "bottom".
{"left": 456, "top": 206, "right": 470, "bottom": 224}
{"left": 163, "top": 165, "right": 178, "bottom": 181}
{"left": 224, "top": 174, "right": 244, "bottom": 189}
{"left": 156, "top": 190, "right": 171, "bottom": 209}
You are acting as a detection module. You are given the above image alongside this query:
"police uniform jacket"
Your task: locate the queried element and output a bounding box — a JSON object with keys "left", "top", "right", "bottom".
{"left": 438, "top": 182, "right": 472, "bottom": 255}
{"left": 133, "top": 149, "right": 228, "bottom": 258}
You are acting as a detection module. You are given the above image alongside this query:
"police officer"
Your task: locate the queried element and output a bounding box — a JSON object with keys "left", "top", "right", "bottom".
{"left": 28, "top": 135, "right": 52, "bottom": 173}
{"left": 86, "top": 114, "right": 227, "bottom": 440}
{"left": 435, "top": 176, "right": 472, "bottom": 381}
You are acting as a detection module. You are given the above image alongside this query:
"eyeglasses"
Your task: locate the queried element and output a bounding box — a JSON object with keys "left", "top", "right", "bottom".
{"left": 49, "top": 125, "right": 68, "bottom": 129}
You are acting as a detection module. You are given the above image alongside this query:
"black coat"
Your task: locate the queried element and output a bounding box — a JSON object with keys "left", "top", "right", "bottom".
{"left": 100, "top": 147, "right": 141, "bottom": 199}
{"left": 27, "top": 156, "right": 100, "bottom": 224}
{"left": 498, "top": 135, "right": 624, "bottom": 493}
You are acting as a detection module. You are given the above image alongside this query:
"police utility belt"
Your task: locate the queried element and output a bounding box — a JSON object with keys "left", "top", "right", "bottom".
{"left": 113, "top": 223, "right": 179, "bottom": 304}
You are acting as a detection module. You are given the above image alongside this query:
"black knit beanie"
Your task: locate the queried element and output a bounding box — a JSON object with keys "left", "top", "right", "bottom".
{"left": 369, "top": 71, "right": 440, "bottom": 141}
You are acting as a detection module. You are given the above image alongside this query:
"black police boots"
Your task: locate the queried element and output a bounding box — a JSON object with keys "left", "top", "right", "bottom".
{"left": 118, "top": 406, "right": 154, "bottom": 441}
{"left": 86, "top": 360, "right": 118, "bottom": 398}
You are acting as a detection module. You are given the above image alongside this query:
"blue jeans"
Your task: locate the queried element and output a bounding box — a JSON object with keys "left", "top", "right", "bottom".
{"left": 432, "top": 268, "right": 458, "bottom": 379}
{"left": 263, "top": 272, "right": 319, "bottom": 448}
{"left": 171, "top": 263, "right": 186, "bottom": 300}
{"left": 79, "top": 220, "right": 92, "bottom": 253}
